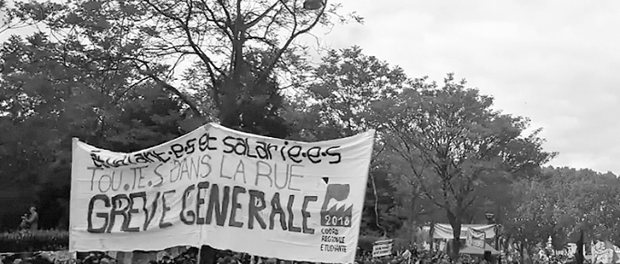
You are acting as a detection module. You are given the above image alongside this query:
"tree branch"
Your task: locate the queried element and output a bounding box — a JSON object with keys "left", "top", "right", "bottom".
{"left": 244, "top": 0, "right": 280, "bottom": 30}
{"left": 255, "top": 0, "right": 326, "bottom": 86}
{"left": 147, "top": 73, "right": 203, "bottom": 117}
{"left": 112, "top": 76, "right": 150, "bottom": 104}
{"left": 118, "top": 56, "right": 203, "bottom": 117}
{"left": 180, "top": 1, "right": 223, "bottom": 91}
{"left": 198, "top": 0, "right": 234, "bottom": 42}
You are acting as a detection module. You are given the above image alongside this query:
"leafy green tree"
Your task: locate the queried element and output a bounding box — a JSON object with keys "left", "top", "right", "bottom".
{"left": 0, "top": 0, "right": 361, "bottom": 231}
{"left": 505, "top": 167, "right": 620, "bottom": 257}
{"left": 0, "top": 0, "right": 30, "bottom": 34}
{"left": 503, "top": 179, "right": 555, "bottom": 260}
{"left": 384, "top": 149, "right": 444, "bottom": 244}
{"left": 374, "top": 74, "right": 556, "bottom": 258}
{"left": 287, "top": 45, "right": 408, "bottom": 139}
{"left": 287, "top": 46, "right": 409, "bottom": 235}
{"left": 0, "top": 32, "right": 194, "bottom": 230}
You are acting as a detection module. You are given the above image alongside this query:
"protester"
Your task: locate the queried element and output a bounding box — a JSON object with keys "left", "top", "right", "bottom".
{"left": 5, "top": 242, "right": 591, "bottom": 264}
{"left": 19, "top": 207, "right": 39, "bottom": 232}
{"left": 172, "top": 247, "right": 199, "bottom": 264}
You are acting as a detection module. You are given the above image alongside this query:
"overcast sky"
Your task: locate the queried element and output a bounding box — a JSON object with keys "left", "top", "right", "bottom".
{"left": 301, "top": 0, "right": 620, "bottom": 174}
{"left": 2, "top": 0, "right": 619, "bottom": 174}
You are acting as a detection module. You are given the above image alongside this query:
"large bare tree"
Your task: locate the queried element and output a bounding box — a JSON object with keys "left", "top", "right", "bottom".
{"left": 7, "top": 0, "right": 360, "bottom": 136}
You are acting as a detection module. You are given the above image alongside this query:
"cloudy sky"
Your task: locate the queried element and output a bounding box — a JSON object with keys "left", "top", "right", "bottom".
{"left": 304, "top": 0, "right": 620, "bottom": 174}
{"left": 2, "top": 0, "right": 619, "bottom": 174}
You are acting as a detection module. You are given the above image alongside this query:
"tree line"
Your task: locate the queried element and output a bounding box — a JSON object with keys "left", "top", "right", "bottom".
{"left": 1, "top": 0, "right": 618, "bottom": 259}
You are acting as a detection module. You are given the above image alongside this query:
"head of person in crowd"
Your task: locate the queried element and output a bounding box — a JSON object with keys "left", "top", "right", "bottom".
{"left": 187, "top": 248, "right": 199, "bottom": 259}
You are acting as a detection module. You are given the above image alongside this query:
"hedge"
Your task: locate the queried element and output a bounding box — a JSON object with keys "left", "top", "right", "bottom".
{"left": 0, "top": 230, "right": 68, "bottom": 252}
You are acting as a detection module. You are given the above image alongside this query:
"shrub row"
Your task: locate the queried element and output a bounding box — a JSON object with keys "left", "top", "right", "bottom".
{"left": 0, "top": 230, "right": 68, "bottom": 252}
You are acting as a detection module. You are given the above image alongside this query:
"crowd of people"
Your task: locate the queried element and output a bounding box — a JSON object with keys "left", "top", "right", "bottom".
{"left": 0, "top": 248, "right": 493, "bottom": 264}
{"left": 2, "top": 244, "right": 593, "bottom": 264}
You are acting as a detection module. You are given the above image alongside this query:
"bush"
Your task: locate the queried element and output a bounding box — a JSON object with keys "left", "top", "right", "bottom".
{"left": 0, "top": 230, "right": 68, "bottom": 252}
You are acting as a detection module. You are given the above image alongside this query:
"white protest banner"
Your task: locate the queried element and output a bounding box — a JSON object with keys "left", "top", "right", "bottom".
{"left": 466, "top": 228, "right": 486, "bottom": 249}
{"left": 70, "top": 123, "right": 375, "bottom": 264}
{"left": 372, "top": 239, "right": 393, "bottom": 258}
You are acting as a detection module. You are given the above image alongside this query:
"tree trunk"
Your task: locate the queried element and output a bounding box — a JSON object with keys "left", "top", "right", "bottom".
{"left": 218, "top": 78, "right": 241, "bottom": 130}
{"left": 447, "top": 210, "right": 461, "bottom": 260}
{"left": 219, "top": 99, "right": 240, "bottom": 129}
{"left": 519, "top": 242, "right": 525, "bottom": 264}
{"left": 576, "top": 229, "right": 584, "bottom": 264}
{"left": 451, "top": 234, "right": 461, "bottom": 260}
{"left": 409, "top": 219, "right": 415, "bottom": 247}
{"left": 429, "top": 221, "right": 435, "bottom": 252}
{"left": 495, "top": 225, "right": 501, "bottom": 264}
{"left": 219, "top": 16, "right": 245, "bottom": 130}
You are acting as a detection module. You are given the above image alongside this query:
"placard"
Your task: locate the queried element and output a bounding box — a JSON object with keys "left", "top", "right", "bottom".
{"left": 372, "top": 239, "right": 393, "bottom": 258}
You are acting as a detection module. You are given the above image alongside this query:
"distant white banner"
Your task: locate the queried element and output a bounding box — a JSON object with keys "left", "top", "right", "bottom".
{"left": 432, "top": 224, "right": 497, "bottom": 239}
{"left": 70, "top": 123, "right": 375, "bottom": 264}
{"left": 372, "top": 239, "right": 393, "bottom": 258}
{"left": 466, "top": 228, "right": 486, "bottom": 249}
